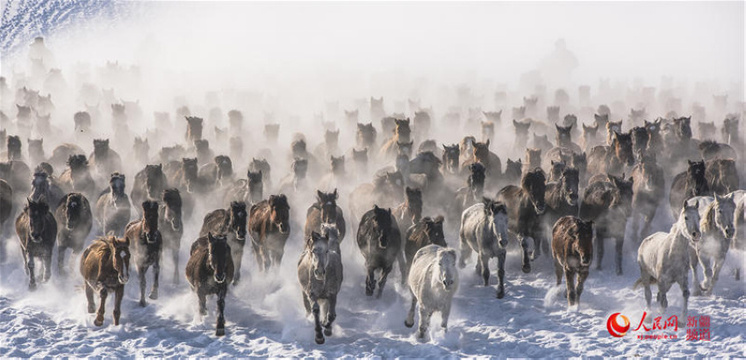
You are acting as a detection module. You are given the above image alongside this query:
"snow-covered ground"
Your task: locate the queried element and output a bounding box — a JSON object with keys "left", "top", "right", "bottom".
{"left": 1, "top": 206, "right": 744, "bottom": 357}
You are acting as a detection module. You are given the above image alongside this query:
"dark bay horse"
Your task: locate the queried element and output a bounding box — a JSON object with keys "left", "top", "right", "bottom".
{"left": 186, "top": 233, "right": 234, "bottom": 336}
{"left": 356, "top": 205, "right": 405, "bottom": 298}
{"left": 200, "top": 201, "right": 248, "bottom": 285}
{"left": 16, "top": 198, "right": 57, "bottom": 290}
{"left": 249, "top": 194, "right": 291, "bottom": 270}
{"left": 124, "top": 201, "right": 162, "bottom": 306}
{"left": 496, "top": 168, "right": 547, "bottom": 272}
{"left": 305, "top": 189, "right": 347, "bottom": 241}
{"left": 158, "top": 188, "right": 183, "bottom": 284}
{"left": 54, "top": 192, "right": 93, "bottom": 274}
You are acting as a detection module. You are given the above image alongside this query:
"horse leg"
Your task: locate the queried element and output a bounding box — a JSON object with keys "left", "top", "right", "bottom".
{"left": 496, "top": 251, "right": 506, "bottom": 299}
{"left": 657, "top": 281, "right": 671, "bottom": 311}
{"left": 689, "top": 250, "right": 703, "bottom": 296}
{"left": 323, "top": 296, "right": 337, "bottom": 336}
{"left": 312, "top": 300, "right": 324, "bottom": 344}
{"left": 678, "top": 277, "right": 690, "bottom": 326}
{"left": 232, "top": 246, "right": 244, "bottom": 286}
{"left": 149, "top": 258, "right": 160, "bottom": 300}
{"left": 441, "top": 301, "right": 451, "bottom": 332}
{"left": 479, "top": 252, "right": 490, "bottom": 286}
{"left": 138, "top": 265, "right": 148, "bottom": 306}
{"left": 397, "top": 251, "right": 407, "bottom": 285}
{"left": 564, "top": 268, "right": 577, "bottom": 306}
{"left": 95, "top": 288, "right": 108, "bottom": 326}
{"left": 554, "top": 259, "right": 563, "bottom": 286}
{"left": 113, "top": 285, "right": 124, "bottom": 326}
{"left": 376, "top": 265, "right": 393, "bottom": 299}
{"left": 26, "top": 253, "right": 36, "bottom": 291}
{"left": 518, "top": 235, "right": 531, "bottom": 273}
{"left": 57, "top": 244, "right": 67, "bottom": 275}
{"left": 416, "top": 305, "right": 433, "bottom": 342}
{"left": 699, "top": 255, "right": 713, "bottom": 294}
{"left": 576, "top": 268, "right": 589, "bottom": 306}
{"left": 198, "top": 289, "right": 208, "bottom": 316}
{"left": 458, "top": 235, "right": 472, "bottom": 269}
{"left": 614, "top": 236, "right": 624, "bottom": 276}
{"left": 707, "top": 255, "right": 726, "bottom": 296}
{"left": 595, "top": 235, "right": 605, "bottom": 271}
{"left": 365, "top": 267, "right": 376, "bottom": 296}
{"left": 172, "top": 248, "right": 180, "bottom": 285}
{"left": 215, "top": 285, "right": 227, "bottom": 336}
{"left": 405, "top": 291, "right": 416, "bottom": 328}
{"left": 43, "top": 251, "right": 52, "bottom": 282}
{"left": 85, "top": 283, "right": 96, "bottom": 313}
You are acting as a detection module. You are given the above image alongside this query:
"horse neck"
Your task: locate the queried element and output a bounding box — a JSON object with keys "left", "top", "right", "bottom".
{"left": 668, "top": 219, "right": 693, "bottom": 255}
{"left": 686, "top": 174, "right": 708, "bottom": 196}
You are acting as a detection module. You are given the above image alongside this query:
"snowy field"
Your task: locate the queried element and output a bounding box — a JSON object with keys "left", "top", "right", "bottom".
{"left": 0, "top": 207, "right": 744, "bottom": 358}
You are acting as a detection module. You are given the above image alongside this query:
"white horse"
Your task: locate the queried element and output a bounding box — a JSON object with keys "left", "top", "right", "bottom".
{"left": 297, "top": 230, "right": 343, "bottom": 344}
{"left": 686, "top": 194, "right": 736, "bottom": 296}
{"left": 635, "top": 201, "right": 701, "bottom": 323}
{"left": 404, "top": 244, "right": 459, "bottom": 342}
{"left": 458, "top": 198, "right": 510, "bottom": 298}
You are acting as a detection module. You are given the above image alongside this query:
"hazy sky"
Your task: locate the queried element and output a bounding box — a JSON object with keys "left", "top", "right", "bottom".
{"left": 34, "top": 1, "right": 745, "bottom": 98}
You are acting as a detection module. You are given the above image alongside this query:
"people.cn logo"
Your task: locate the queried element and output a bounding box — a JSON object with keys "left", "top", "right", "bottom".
{"left": 607, "top": 313, "right": 631, "bottom": 337}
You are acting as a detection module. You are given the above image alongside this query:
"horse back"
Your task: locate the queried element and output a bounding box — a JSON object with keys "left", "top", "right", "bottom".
{"left": 200, "top": 208, "right": 228, "bottom": 237}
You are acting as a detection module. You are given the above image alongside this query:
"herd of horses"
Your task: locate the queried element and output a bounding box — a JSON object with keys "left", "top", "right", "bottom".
{"left": 1, "top": 51, "right": 745, "bottom": 342}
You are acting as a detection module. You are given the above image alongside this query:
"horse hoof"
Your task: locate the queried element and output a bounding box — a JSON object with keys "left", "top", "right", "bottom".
{"left": 616, "top": 269, "right": 623, "bottom": 276}
{"left": 88, "top": 307, "right": 96, "bottom": 314}
{"left": 94, "top": 318, "right": 104, "bottom": 327}
{"left": 139, "top": 300, "right": 146, "bottom": 307}
{"left": 215, "top": 328, "right": 225, "bottom": 337}
{"left": 522, "top": 264, "right": 531, "bottom": 274}
{"left": 200, "top": 309, "right": 208, "bottom": 316}
{"left": 405, "top": 319, "right": 414, "bottom": 328}
{"left": 28, "top": 283, "right": 37, "bottom": 291}
{"left": 315, "top": 335, "right": 325, "bottom": 344}
{"left": 149, "top": 292, "right": 158, "bottom": 300}
{"left": 496, "top": 290, "right": 505, "bottom": 299}
{"left": 458, "top": 262, "right": 466, "bottom": 269}
{"left": 365, "top": 288, "right": 374, "bottom": 296}
{"left": 323, "top": 327, "right": 332, "bottom": 336}
{"left": 416, "top": 333, "right": 428, "bottom": 343}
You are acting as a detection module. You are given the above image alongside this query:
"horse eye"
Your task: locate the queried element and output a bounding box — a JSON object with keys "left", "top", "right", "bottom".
{"left": 684, "top": 216, "right": 689, "bottom": 221}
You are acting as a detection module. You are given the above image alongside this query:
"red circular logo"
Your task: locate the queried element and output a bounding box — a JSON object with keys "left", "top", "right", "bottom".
{"left": 607, "top": 313, "right": 630, "bottom": 337}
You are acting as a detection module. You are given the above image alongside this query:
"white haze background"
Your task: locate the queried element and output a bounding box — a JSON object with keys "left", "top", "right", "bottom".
{"left": 0, "top": 1, "right": 744, "bottom": 358}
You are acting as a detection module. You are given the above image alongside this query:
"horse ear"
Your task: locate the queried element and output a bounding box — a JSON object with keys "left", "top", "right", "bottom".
{"left": 485, "top": 139, "right": 490, "bottom": 147}
{"left": 333, "top": 188, "right": 338, "bottom": 199}
{"left": 434, "top": 215, "right": 444, "bottom": 224}
{"left": 123, "top": 236, "right": 130, "bottom": 247}
{"left": 316, "top": 190, "right": 323, "bottom": 201}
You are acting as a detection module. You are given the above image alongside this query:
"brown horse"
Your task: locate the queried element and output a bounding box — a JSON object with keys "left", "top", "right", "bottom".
{"left": 356, "top": 205, "right": 405, "bottom": 298}
{"left": 579, "top": 174, "right": 633, "bottom": 275}
{"left": 80, "top": 235, "right": 130, "bottom": 326}
{"left": 186, "top": 233, "right": 234, "bottom": 336}
{"left": 95, "top": 172, "right": 131, "bottom": 236}
{"left": 404, "top": 216, "right": 446, "bottom": 271}
{"left": 58, "top": 154, "right": 96, "bottom": 200}
{"left": 16, "top": 198, "right": 57, "bottom": 290}
{"left": 200, "top": 201, "right": 248, "bottom": 285}
{"left": 249, "top": 194, "right": 291, "bottom": 270}
{"left": 441, "top": 144, "right": 460, "bottom": 176}
{"left": 199, "top": 155, "right": 234, "bottom": 190}
{"left": 131, "top": 164, "right": 169, "bottom": 210}
{"left": 393, "top": 187, "right": 423, "bottom": 229}
{"left": 462, "top": 140, "right": 501, "bottom": 182}
{"left": 185, "top": 116, "right": 203, "bottom": 142}
{"left": 305, "top": 189, "right": 347, "bottom": 241}
{"left": 544, "top": 167, "right": 580, "bottom": 233}
{"left": 55, "top": 192, "right": 93, "bottom": 274}
{"left": 587, "top": 131, "right": 634, "bottom": 177}
{"left": 159, "top": 188, "right": 183, "bottom": 284}
{"left": 705, "top": 159, "right": 739, "bottom": 195}
{"left": 356, "top": 123, "right": 377, "bottom": 151}
{"left": 496, "top": 168, "right": 547, "bottom": 271}
{"left": 380, "top": 118, "right": 411, "bottom": 160}
{"left": 630, "top": 154, "right": 665, "bottom": 241}
{"left": 552, "top": 216, "right": 594, "bottom": 306}
{"left": 669, "top": 160, "right": 709, "bottom": 218}
{"left": 124, "top": 201, "right": 162, "bottom": 306}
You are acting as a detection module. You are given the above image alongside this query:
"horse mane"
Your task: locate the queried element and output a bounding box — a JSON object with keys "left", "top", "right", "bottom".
{"left": 701, "top": 200, "right": 717, "bottom": 234}
{"left": 162, "top": 188, "right": 182, "bottom": 208}
{"left": 521, "top": 168, "right": 546, "bottom": 190}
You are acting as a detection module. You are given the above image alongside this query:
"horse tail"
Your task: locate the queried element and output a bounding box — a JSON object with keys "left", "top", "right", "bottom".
{"left": 632, "top": 277, "right": 643, "bottom": 290}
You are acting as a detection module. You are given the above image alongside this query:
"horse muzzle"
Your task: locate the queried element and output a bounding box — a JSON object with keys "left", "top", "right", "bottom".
{"left": 30, "top": 233, "right": 43, "bottom": 242}
{"left": 580, "top": 257, "right": 592, "bottom": 267}
{"left": 214, "top": 273, "right": 227, "bottom": 284}
{"left": 278, "top": 224, "right": 289, "bottom": 234}
{"left": 442, "top": 279, "right": 455, "bottom": 290}
{"left": 534, "top": 204, "right": 546, "bottom": 215}
{"left": 725, "top": 227, "right": 735, "bottom": 239}
{"left": 691, "top": 231, "right": 701, "bottom": 241}
{"left": 314, "top": 268, "right": 326, "bottom": 280}
{"left": 118, "top": 274, "right": 129, "bottom": 284}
